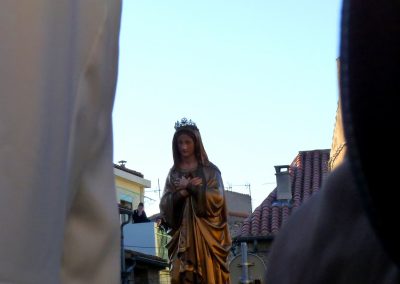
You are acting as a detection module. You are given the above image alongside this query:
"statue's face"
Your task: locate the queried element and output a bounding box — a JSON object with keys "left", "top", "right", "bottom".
{"left": 177, "top": 133, "right": 195, "bottom": 159}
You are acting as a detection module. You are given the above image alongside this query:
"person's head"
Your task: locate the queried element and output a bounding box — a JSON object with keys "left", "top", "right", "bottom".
{"left": 137, "top": 202, "right": 144, "bottom": 211}
{"left": 172, "top": 118, "right": 209, "bottom": 167}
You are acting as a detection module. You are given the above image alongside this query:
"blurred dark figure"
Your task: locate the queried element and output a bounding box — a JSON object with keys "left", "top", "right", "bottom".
{"left": 265, "top": 0, "right": 400, "bottom": 283}
{"left": 132, "top": 202, "right": 150, "bottom": 223}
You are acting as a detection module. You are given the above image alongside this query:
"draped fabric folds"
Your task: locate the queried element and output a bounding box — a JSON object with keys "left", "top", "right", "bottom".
{"left": 160, "top": 164, "right": 231, "bottom": 284}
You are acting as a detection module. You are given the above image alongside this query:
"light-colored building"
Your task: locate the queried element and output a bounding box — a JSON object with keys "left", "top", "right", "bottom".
{"left": 114, "top": 163, "right": 151, "bottom": 210}
{"left": 329, "top": 98, "right": 346, "bottom": 170}
{"left": 225, "top": 190, "right": 252, "bottom": 238}
{"left": 122, "top": 222, "right": 170, "bottom": 283}
{"left": 329, "top": 59, "right": 346, "bottom": 170}
{"left": 115, "top": 163, "right": 170, "bottom": 283}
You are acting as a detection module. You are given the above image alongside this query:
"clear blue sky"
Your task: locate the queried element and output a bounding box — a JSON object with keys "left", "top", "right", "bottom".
{"left": 113, "top": 0, "right": 342, "bottom": 216}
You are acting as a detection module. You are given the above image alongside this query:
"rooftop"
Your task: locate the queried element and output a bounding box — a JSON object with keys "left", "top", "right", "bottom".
{"left": 114, "top": 164, "right": 144, "bottom": 178}
{"left": 236, "top": 149, "right": 330, "bottom": 239}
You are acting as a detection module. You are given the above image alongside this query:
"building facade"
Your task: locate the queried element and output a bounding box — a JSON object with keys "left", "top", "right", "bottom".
{"left": 115, "top": 164, "right": 170, "bottom": 283}
{"left": 114, "top": 163, "right": 151, "bottom": 210}
{"left": 225, "top": 190, "right": 252, "bottom": 238}
{"left": 329, "top": 99, "right": 346, "bottom": 170}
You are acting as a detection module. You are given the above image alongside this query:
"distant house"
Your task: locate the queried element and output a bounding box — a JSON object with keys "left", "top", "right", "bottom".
{"left": 124, "top": 249, "right": 169, "bottom": 283}
{"left": 121, "top": 219, "right": 170, "bottom": 284}
{"left": 115, "top": 163, "right": 169, "bottom": 284}
{"left": 114, "top": 163, "right": 151, "bottom": 210}
{"left": 231, "top": 149, "right": 330, "bottom": 281}
{"left": 225, "top": 190, "right": 252, "bottom": 238}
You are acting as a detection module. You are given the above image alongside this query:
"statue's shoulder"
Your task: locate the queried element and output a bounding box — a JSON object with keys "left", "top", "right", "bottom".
{"left": 204, "top": 162, "right": 221, "bottom": 174}
{"left": 165, "top": 166, "right": 177, "bottom": 182}
{"left": 168, "top": 166, "right": 177, "bottom": 175}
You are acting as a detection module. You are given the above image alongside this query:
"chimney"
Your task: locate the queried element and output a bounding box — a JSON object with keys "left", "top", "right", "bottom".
{"left": 118, "top": 160, "right": 127, "bottom": 167}
{"left": 274, "top": 165, "right": 291, "bottom": 200}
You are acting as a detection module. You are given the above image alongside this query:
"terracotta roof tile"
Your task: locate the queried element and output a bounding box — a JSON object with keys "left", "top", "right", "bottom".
{"left": 237, "top": 149, "right": 330, "bottom": 238}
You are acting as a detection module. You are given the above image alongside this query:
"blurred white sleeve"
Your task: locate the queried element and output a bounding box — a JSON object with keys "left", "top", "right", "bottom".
{"left": 0, "top": 1, "right": 122, "bottom": 283}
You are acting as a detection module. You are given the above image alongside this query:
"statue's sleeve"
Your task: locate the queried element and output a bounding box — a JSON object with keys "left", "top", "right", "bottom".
{"left": 190, "top": 166, "right": 227, "bottom": 220}
{"left": 190, "top": 165, "right": 232, "bottom": 251}
{"left": 159, "top": 170, "right": 186, "bottom": 230}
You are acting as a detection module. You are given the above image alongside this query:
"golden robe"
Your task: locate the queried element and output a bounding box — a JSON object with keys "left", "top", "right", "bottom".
{"left": 160, "top": 163, "right": 231, "bottom": 284}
